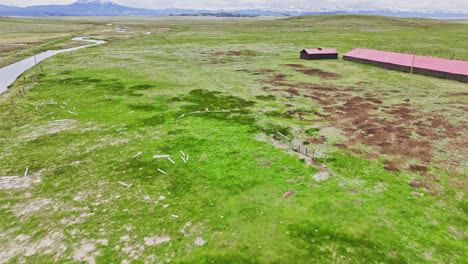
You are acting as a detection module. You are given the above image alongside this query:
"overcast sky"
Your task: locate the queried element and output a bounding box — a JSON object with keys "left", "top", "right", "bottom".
{"left": 1, "top": 0, "right": 467, "bottom": 12}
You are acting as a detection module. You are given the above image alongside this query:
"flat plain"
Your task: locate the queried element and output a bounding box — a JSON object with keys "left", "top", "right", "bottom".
{"left": 0, "top": 15, "right": 467, "bottom": 263}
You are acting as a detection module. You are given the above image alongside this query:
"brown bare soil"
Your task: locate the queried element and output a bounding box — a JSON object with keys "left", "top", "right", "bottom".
{"left": 283, "top": 64, "right": 342, "bottom": 80}
{"left": 333, "top": 143, "right": 347, "bottom": 149}
{"left": 408, "top": 164, "right": 429, "bottom": 173}
{"left": 383, "top": 160, "right": 401, "bottom": 172}
{"left": 250, "top": 67, "right": 466, "bottom": 167}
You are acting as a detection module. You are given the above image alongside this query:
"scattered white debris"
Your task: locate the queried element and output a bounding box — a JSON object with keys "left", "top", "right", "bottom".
{"left": 157, "top": 169, "right": 167, "bottom": 175}
{"left": 35, "top": 106, "right": 38, "bottom": 110}
{"left": 205, "top": 108, "right": 208, "bottom": 112}
{"left": 180, "top": 151, "right": 185, "bottom": 157}
{"left": 144, "top": 32, "right": 151, "bottom": 35}
{"left": 118, "top": 181, "right": 133, "bottom": 188}
{"left": 60, "top": 106, "right": 66, "bottom": 109}
{"left": 24, "top": 168, "right": 28, "bottom": 177}
{"left": 133, "top": 152, "right": 142, "bottom": 158}
{"left": 167, "top": 157, "right": 175, "bottom": 164}
{"left": 181, "top": 156, "right": 187, "bottom": 164}
{"left": 63, "top": 102, "right": 67, "bottom": 105}
{"left": 68, "top": 111, "right": 78, "bottom": 116}
{"left": 158, "top": 195, "right": 166, "bottom": 200}
{"left": 171, "top": 215, "right": 178, "bottom": 218}
{"left": 154, "top": 155, "right": 170, "bottom": 159}
{"left": 163, "top": 204, "right": 169, "bottom": 208}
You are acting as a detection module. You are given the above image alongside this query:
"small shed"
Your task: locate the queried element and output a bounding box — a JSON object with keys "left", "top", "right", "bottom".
{"left": 300, "top": 48, "right": 338, "bottom": 60}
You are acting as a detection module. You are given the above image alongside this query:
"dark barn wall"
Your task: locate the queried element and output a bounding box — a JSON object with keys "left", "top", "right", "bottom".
{"left": 343, "top": 56, "right": 468, "bottom": 83}
{"left": 300, "top": 53, "right": 338, "bottom": 60}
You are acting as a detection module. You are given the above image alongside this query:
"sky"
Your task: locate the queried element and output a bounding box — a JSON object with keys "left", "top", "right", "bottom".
{"left": 1, "top": 0, "right": 467, "bottom": 13}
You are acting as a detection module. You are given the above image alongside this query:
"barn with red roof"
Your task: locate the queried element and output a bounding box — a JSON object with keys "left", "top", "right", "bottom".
{"left": 343, "top": 48, "right": 468, "bottom": 83}
{"left": 300, "top": 48, "right": 338, "bottom": 60}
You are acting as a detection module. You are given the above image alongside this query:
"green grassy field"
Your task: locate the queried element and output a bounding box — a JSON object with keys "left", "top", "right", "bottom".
{"left": 0, "top": 15, "right": 467, "bottom": 263}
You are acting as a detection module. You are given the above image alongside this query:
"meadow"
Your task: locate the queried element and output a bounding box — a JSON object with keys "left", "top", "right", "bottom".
{"left": 0, "top": 15, "right": 467, "bottom": 263}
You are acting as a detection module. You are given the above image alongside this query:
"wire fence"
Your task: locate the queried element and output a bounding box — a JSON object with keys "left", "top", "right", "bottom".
{"left": 276, "top": 131, "right": 328, "bottom": 164}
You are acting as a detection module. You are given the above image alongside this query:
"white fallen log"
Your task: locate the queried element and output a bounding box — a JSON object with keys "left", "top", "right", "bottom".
{"left": 68, "top": 111, "right": 78, "bottom": 116}
{"left": 157, "top": 169, "right": 167, "bottom": 175}
{"left": 118, "top": 181, "right": 133, "bottom": 188}
{"left": 181, "top": 156, "right": 187, "bottom": 164}
{"left": 133, "top": 152, "right": 142, "bottom": 158}
{"left": 171, "top": 215, "right": 179, "bottom": 218}
{"left": 167, "top": 157, "right": 175, "bottom": 164}
{"left": 0, "top": 176, "right": 19, "bottom": 179}
{"left": 180, "top": 150, "right": 185, "bottom": 157}
{"left": 154, "top": 155, "right": 170, "bottom": 159}
{"left": 24, "top": 168, "right": 28, "bottom": 177}
{"left": 186, "top": 154, "right": 189, "bottom": 161}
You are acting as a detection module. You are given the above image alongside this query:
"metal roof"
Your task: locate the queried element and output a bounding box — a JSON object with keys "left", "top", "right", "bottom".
{"left": 344, "top": 48, "right": 468, "bottom": 76}
{"left": 302, "top": 48, "right": 338, "bottom": 55}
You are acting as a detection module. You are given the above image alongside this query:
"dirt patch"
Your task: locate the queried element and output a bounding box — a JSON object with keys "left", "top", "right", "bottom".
{"left": 12, "top": 198, "right": 53, "bottom": 217}
{"left": 0, "top": 176, "right": 40, "bottom": 190}
{"left": 283, "top": 64, "right": 342, "bottom": 80}
{"left": 18, "top": 119, "right": 77, "bottom": 142}
{"left": 449, "top": 177, "right": 465, "bottom": 189}
{"left": 408, "top": 179, "right": 444, "bottom": 196}
{"left": 0, "top": 232, "right": 66, "bottom": 264}
{"left": 383, "top": 160, "right": 401, "bottom": 173}
{"left": 408, "top": 165, "right": 429, "bottom": 174}
{"left": 250, "top": 69, "right": 277, "bottom": 75}
{"left": 313, "top": 171, "right": 329, "bottom": 181}
{"left": 333, "top": 143, "right": 347, "bottom": 149}
{"left": 73, "top": 241, "right": 101, "bottom": 264}
{"left": 144, "top": 235, "right": 170, "bottom": 246}
{"left": 448, "top": 226, "right": 466, "bottom": 237}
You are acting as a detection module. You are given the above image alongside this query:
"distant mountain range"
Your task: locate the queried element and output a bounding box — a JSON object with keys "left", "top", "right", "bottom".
{"left": 1, "top": 0, "right": 467, "bottom": 18}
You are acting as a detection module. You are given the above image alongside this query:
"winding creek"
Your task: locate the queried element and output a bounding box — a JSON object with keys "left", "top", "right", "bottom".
{"left": 0, "top": 37, "right": 106, "bottom": 95}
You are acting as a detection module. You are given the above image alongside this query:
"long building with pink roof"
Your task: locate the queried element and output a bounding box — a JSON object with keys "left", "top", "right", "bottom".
{"left": 343, "top": 48, "right": 468, "bottom": 83}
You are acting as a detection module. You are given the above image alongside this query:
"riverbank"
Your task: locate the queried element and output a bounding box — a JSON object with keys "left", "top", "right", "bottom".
{"left": 0, "top": 37, "right": 106, "bottom": 95}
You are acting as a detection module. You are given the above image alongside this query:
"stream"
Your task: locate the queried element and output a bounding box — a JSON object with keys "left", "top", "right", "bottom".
{"left": 0, "top": 37, "right": 106, "bottom": 95}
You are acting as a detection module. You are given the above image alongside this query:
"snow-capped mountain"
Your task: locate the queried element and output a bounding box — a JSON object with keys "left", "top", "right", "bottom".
{"left": 0, "top": 0, "right": 467, "bottom": 18}
{"left": 75, "top": 0, "right": 115, "bottom": 4}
